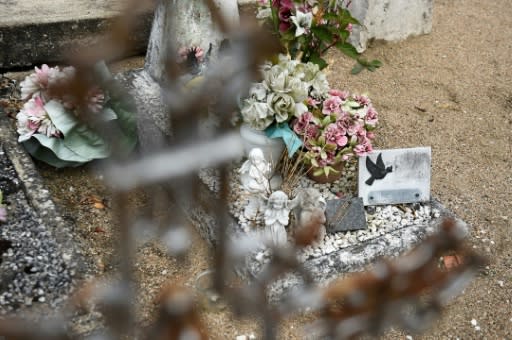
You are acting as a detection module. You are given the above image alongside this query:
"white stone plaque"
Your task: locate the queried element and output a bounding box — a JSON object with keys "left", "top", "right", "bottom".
{"left": 358, "top": 147, "right": 431, "bottom": 206}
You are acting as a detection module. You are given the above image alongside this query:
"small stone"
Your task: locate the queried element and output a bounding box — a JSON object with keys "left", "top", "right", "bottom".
{"left": 471, "top": 319, "right": 477, "bottom": 326}
{"left": 236, "top": 335, "right": 249, "bottom": 340}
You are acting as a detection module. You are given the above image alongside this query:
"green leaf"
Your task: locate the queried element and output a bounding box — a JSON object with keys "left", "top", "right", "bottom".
{"left": 339, "top": 30, "right": 350, "bottom": 42}
{"left": 308, "top": 54, "right": 328, "bottom": 70}
{"left": 31, "top": 134, "right": 90, "bottom": 163}
{"left": 43, "top": 100, "right": 111, "bottom": 161}
{"left": 311, "top": 26, "right": 333, "bottom": 43}
{"left": 23, "top": 138, "right": 84, "bottom": 168}
{"left": 106, "top": 99, "right": 138, "bottom": 155}
{"left": 339, "top": 9, "right": 360, "bottom": 25}
{"left": 313, "top": 167, "right": 324, "bottom": 176}
{"left": 351, "top": 62, "right": 365, "bottom": 75}
{"left": 371, "top": 59, "right": 383, "bottom": 67}
{"left": 336, "top": 42, "right": 359, "bottom": 59}
{"left": 63, "top": 123, "right": 111, "bottom": 160}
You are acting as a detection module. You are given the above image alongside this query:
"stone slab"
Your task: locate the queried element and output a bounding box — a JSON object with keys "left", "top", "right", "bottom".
{"left": 242, "top": 199, "right": 467, "bottom": 301}
{"left": 0, "top": 0, "right": 258, "bottom": 70}
{"left": 358, "top": 147, "right": 431, "bottom": 206}
{"left": 0, "top": 0, "right": 153, "bottom": 69}
{"left": 325, "top": 197, "right": 367, "bottom": 232}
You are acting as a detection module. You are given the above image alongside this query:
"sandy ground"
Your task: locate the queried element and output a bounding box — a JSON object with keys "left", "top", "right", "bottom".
{"left": 5, "top": 0, "right": 511, "bottom": 338}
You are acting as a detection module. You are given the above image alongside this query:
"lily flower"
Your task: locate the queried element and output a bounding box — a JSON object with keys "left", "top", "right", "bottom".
{"left": 291, "top": 10, "right": 313, "bottom": 37}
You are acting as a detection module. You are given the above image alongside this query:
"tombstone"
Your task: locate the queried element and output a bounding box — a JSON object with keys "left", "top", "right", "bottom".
{"left": 325, "top": 197, "right": 367, "bottom": 232}
{"left": 358, "top": 147, "right": 431, "bottom": 206}
{"left": 117, "top": 0, "right": 240, "bottom": 150}
{"left": 348, "top": 0, "right": 434, "bottom": 52}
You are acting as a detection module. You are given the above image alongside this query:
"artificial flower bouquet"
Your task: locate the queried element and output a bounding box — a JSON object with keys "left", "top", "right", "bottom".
{"left": 256, "top": 0, "right": 382, "bottom": 73}
{"left": 240, "top": 54, "right": 329, "bottom": 140}
{"left": 240, "top": 54, "right": 378, "bottom": 178}
{"left": 16, "top": 62, "right": 137, "bottom": 168}
{"left": 292, "top": 89, "right": 378, "bottom": 177}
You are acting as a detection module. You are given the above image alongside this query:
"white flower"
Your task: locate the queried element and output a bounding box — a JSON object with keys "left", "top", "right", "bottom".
{"left": 291, "top": 11, "right": 313, "bottom": 37}
{"left": 309, "top": 72, "right": 330, "bottom": 98}
{"left": 267, "top": 93, "right": 295, "bottom": 123}
{"left": 294, "top": 102, "right": 308, "bottom": 117}
{"left": 241, "top": 98, "right": 274, "bottom": 130}
{"left": 263, "top": 65, "right": 289, "bottom": 93}
{"left": 287, "top": 76, "right": 308, "bottom": 102}
{"left": 248, "top": 83, "right": 267, "bottom": 101}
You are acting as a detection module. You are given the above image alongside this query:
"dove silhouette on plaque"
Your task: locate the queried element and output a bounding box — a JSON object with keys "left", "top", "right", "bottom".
{"left": 365, "top": 153, "right": 393, "bottom": 186}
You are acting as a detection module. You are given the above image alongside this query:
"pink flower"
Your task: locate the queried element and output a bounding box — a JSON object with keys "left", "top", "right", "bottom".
{"left": 20, "top": 64, "right": 60, "bottom": 100}
{"left": 324, "top": 123, "right": 348, "bottom": 147}
{"left": 177, "top": 46, "right": 204, "bottom": 63}
{"left": 307, "top": 97, "right": 321, "bottom": 107}
{"left": 354, "top": 138, "right": 373, "bottom": 156}
{"left": 25, "top": 96, "right": 47, "bottom": 117}
{"left": 346, "top": 23, "right": 353, "bottom": 33}
{"left": 293, "top": 112, "right": 319, "bottom": 145}
{"left": 354, "top": 94, "right": 370, "bottom": 106}
{"left": 322, "top": 95, "right": 343, "bottom": 115}
{"left": 347, "top": 122, "right": 362, "bottom": 136}
{"left": 365, "top": 105, "right": 378, "bottom": 126}
{"left": 86, "top": 87, "right": 105, "bottom": 113}
{"left": 328, "top": 89, "right": 349, "bottom": 101}
{"left": 341, "top": 153, "right": 352, "bottom": 162}
{"left": 293, "top": 112, "right": 313, "bottom": 134}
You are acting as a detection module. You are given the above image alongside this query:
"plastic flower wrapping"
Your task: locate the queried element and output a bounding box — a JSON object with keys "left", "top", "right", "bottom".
{"left": 16, "top": 62, "right": 137, "bottom": 168}
{"left": 292, "top": 89, "right": 378, "bottom": 176}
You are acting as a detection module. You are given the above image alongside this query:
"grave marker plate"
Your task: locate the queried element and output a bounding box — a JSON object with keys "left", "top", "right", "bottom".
{"left": 358, "top": 147, "right": 431, "bottom": 206}
{"left": 325, "top": 197, "right": 367, "bottom": 232}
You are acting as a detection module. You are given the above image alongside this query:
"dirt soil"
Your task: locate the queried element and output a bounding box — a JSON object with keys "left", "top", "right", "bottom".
{"left": 3, "top": 0, "right": 511, "bottom": 338}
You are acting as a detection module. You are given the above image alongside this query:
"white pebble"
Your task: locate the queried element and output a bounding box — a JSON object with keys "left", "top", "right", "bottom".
{"left": 471, "top": 319, "right": 477, "bottom": 326}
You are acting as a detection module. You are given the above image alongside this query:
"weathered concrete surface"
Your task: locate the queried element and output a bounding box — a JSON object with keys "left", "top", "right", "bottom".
{"left": 0, "top": 0, "right": 257, "bottom": 70}
{"left": 349, "top": 0, "right": 434, "bottom": 51}
{"left": 145, "top": 0, "right": 239, "bottom": 82}
{"left": 0, "top": 0, "right": 152, "bottom": 69}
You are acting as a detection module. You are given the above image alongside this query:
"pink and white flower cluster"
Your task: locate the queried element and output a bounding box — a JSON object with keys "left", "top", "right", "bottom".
{"left": 16, "top": 64, "right": 106, "bottom": 142}
{"left": 293, "top": 89, "right": 378, "bottom": 173}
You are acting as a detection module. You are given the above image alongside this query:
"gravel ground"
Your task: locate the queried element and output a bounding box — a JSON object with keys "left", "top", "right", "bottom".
{"left": 1, "top": 0, "right": 511, "bottom": 338}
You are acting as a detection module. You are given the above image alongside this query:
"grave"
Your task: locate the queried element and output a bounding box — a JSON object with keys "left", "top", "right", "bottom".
{"left": 117, "top": 0, "right": 466, "bottom": 299}
{"left": 0, "top": 118, "right": 86, "bottom": 313}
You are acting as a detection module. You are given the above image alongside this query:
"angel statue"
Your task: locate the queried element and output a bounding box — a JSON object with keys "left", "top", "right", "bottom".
{"left": 289, "top": 188, "right": 327, "bottom": 245}
{"left": 239, "top": 148, "right": 271, "bottom": 220}
{"left": 263, "top": 190, "right": 291, "bottom": 246}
